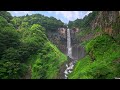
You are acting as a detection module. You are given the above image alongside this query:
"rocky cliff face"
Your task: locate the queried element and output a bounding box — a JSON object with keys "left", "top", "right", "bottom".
{"left": 47, "top": 28, "right": 67, "bottom": 54}
{"left": 48, "top": 11, "right": 120, "bottom": 59}
{"left": 71, "top": 27, "right": 79, "bottom": 46}
{"left": 91, "top": 11, "right": 120, "bottom": 36}
{"left": 70, "top": 28, "right": 86, "bottom": 59}
{"left": 58, "top": 28, "right": 67, "bottom": 54}
{"left": 76, "top": 11, "right": 120, "bottom": 44}
{"left": 47, "top": 27, "right": 84, "bottom": 60}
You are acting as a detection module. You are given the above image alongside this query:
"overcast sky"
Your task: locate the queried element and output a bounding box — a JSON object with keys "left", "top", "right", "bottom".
{"left": 8, "top": 11, "right": 92, "bottom": 24}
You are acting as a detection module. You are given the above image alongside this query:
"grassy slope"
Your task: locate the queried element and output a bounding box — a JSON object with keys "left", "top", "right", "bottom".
{"left": 68, "top": 34, "right": 120, "bottom": 79}
{"left": 28, "top": 41, "right": 67, "bottom": 79}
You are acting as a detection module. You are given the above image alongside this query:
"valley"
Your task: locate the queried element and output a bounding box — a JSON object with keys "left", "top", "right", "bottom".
{"left": 0, "top": 11, "right": 120, "bottom": 79}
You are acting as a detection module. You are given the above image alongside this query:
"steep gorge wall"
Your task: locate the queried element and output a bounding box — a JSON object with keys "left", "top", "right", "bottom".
{"left": 75, "top": 11, "right": 120, "bottom": 44}
{"left": 47, "top": 11, "right": 120, "bottom": 60}
{"left": 47, "top": 27, "right": 85, "bottom": 60}
{"left": 65, "top": 11, "right": 120, "bottom": 60}
{"left": 91, "top": 11, "right": 120, "bottom": 36}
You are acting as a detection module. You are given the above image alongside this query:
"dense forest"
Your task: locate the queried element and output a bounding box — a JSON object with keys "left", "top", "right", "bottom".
{"left": 0, "top": 11, "right": 120, "bottom": 79}
{"left": 0, "top": 11, "right": 67, "bottom": 79}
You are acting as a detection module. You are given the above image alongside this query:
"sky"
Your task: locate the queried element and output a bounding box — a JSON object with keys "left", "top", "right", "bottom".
{"left": 8, "top": 11, "right": 92, "bottom": 24}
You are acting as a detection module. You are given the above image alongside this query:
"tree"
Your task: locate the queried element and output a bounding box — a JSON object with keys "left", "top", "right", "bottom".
{"left": 1, "top": 47, "right": 19, "bottom": 61}
{"left": 0, "top": 16, "right": 8, "bottom": 27}
{"left": 0, "top": 11, "right": 13, "bottom": 23}
{"left": 0, "top": 16, "right": 20, "bottom": 58}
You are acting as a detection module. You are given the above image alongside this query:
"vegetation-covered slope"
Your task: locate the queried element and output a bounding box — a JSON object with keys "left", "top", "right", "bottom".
{"left": 0, "top": 11, "right": 67, "bottom": 79}
{"left": 31, "top": 42, "right": 67, "bottom": 79}
{"left": 68, "top": 11, "right": 120, "bottom": 79}
{"left": 11, "top": 14, "right": 65, "bottom": 32}
{"left": 1, "top": 11, "right": 120, "bottom": 79}
{"left": 69, "top": 34, "right": 120, "bottom": 79}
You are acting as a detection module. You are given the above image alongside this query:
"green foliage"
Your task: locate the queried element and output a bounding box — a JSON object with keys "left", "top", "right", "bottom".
{"left": 31, "top": 55, "right": 46, "bottom": 79}
{"left": 0, "top": 60, "right": 28, "bottom": 79}
{"left": 17, "top": 43, "right": 32, "bottom": 63}
{"left": 68, "top": 19, "right": 83, "bottom": 28}
{"left": 0, "top": 17, "right": 20, "bottom": 58}
{"left": 68, "top": 55, "right": 92, "bottom": 79}
{"left": 1, "top": 47, "right": 19, "bottom": 61}
{"left": 82, "top": 11, "right": 98, "bottom": 28}
{"left": 0, "top": 11, "right": 67, "bottom": 79}
{"left": 20, "top": 22, "right": 29, "bottom": 28}
{"left": 31, "top": 42, "right": 67, "bottom": 79}
{"left": 68, "top": 11, "right": 98, "bottom": 29}
{"left": 17, "top": 24, "right": 48, "bottom": 63}
{"left": 31, "top": 24, "right": 45, "bottom": 32}
{"left": 0, "top": 16, "right": 8, "bottom": 27}
{"left": 86, "top": 34, "right": 113, "bottom": 53}
{"left": 11, "top": 14, "right": 65, "bottom": 32}
{"left": 11, "top": 17, "right": 22, "bottom": 29}
{"left": 69, "top": 34, "right": 120, "bottom": 79}
{"left": 0, "top": 11, "right": 13, "bottom": 23}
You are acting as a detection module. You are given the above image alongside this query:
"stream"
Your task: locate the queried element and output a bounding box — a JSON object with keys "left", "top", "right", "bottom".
{"left": 64, "top": 60, "right": 76, "bottom": 79}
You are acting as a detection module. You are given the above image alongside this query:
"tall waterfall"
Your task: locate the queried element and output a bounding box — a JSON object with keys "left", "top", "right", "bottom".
{"left": 67, "top": 28, "right": 72, "bottom": 59}
{"left": 64, "top": 27, "right": 73, "bottom": 79}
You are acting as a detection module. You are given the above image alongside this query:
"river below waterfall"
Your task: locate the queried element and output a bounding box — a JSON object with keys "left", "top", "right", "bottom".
{"left": 64, "top": 59, "right": 76, "bottom": 79}
{"left": 64, "top": 46, "right": 86, "bottom": 79}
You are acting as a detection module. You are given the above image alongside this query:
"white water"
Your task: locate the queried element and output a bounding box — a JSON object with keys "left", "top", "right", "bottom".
{"left": 64, "top": 62, "right": 74, "bottom": 79}
{"left": 115, "top": 77, "right": 120, "bottom": 79}
{"left": 67, "top": 28, "right": 72, "bottom": 59}
{"left": 63, "top": 27, "right": 85, "bottom": 79}
{"left": 64, "top": 27, "right": 74, "bottom": 79}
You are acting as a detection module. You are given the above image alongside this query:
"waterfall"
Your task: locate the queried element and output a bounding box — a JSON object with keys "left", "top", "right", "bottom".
{"left": 64, "top": 27, "right": 85, "bottom": 79}
{"left": 67, "top": 28, "right": 72, "bottom": 59}
{"left": 64, "top": 27, "right": 74, "bottom": 79}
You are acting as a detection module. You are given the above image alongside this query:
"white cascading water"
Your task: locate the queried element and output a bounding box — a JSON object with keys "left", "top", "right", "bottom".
{"left": 67, "top": 28, "right": 72, "bottom": 58}
{"left": 64, "top": 27, "right": 75, "bottom": 79}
